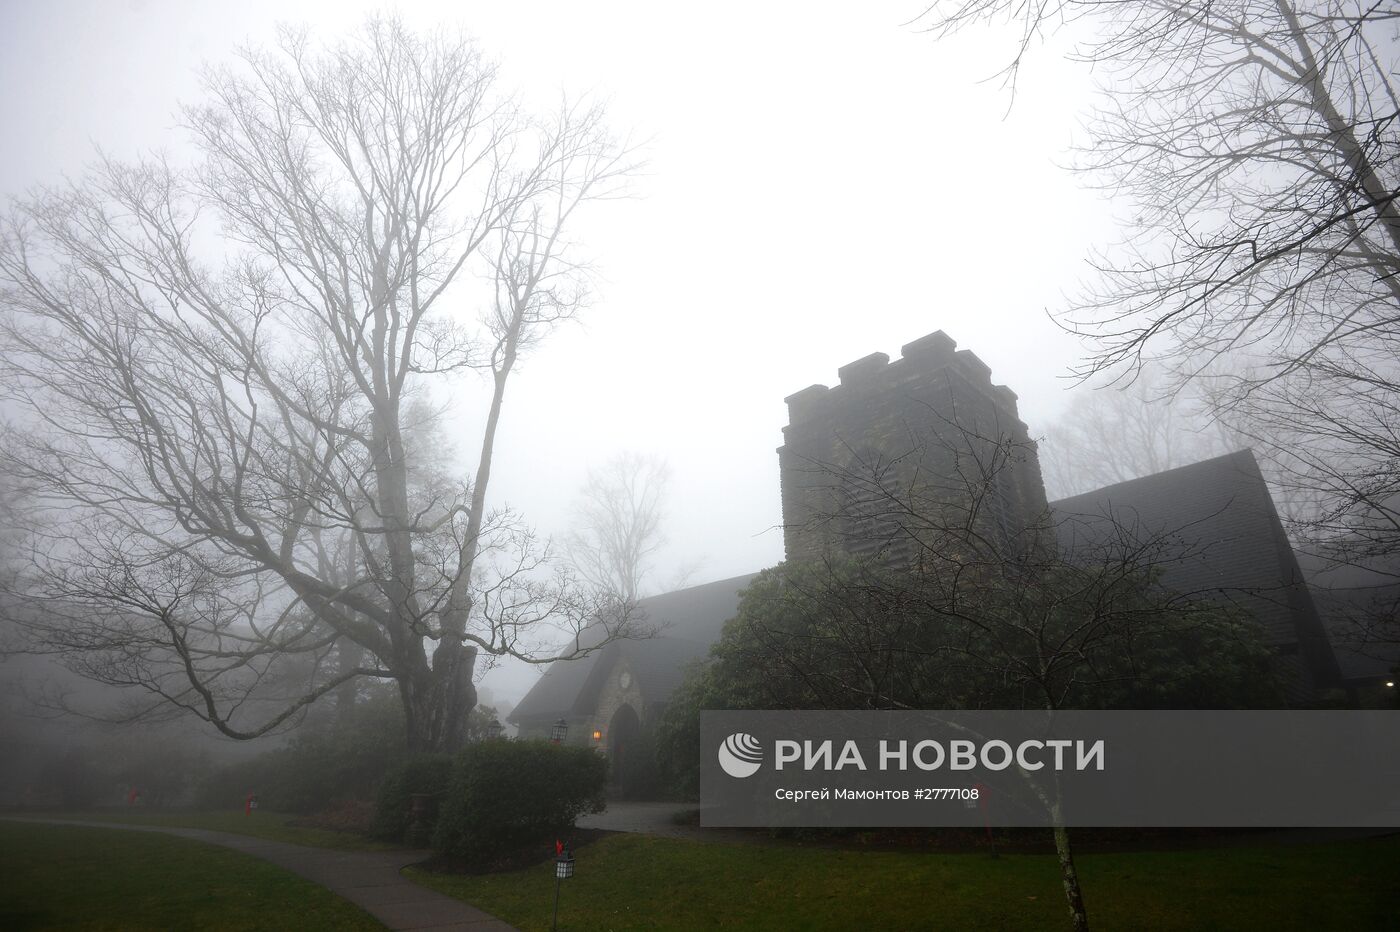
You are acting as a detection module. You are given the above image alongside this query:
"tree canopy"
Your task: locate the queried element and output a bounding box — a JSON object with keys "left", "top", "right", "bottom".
{"left": 657, "top": 555, "right": 1282, "bottom": 797}
{"left": 0, "top": 18, "right": 639, "bottom": 753}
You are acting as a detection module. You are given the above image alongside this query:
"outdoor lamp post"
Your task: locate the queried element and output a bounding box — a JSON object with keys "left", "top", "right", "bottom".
{"left": 550, "top": 719, "right": 569, "bottom": 745}
{"left": 552, "top": 841, "right": 574, "bottom": 931}
{"left": 485, "top": 719, "right": 504, "bottom": 740}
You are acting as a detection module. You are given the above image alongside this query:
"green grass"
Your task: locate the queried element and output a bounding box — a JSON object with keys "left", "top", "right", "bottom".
{"left": 27, "top": 809, "right": 396, "bottom": 851}
{"left": 407, "top": 832, "right": 1400, "bottom": 931}
{"left": 0, "top": 821, "right": 385, "bottom": 930}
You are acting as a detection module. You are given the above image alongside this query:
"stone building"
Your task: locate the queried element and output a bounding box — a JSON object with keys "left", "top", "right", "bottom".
{"left": 509, "top": 330, "right": 1343, "bottom": 792}
{"left": 508, "top": 573, "right": 756, "bottom": 792}
{"left": 778, "top": 330, "right": 1047, "bottom": 564}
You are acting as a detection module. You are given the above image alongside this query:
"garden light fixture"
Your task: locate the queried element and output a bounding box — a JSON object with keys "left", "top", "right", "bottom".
{"left": 552, "top": 841, "right": 574, "bottom": 931}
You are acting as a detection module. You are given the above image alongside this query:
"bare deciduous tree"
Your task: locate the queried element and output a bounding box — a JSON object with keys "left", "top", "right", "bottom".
{"left": 564, "top": 452, "right": 670, "bottom": 606}
{"left": 919, "top": 0, "right": 1400, "bottom": 651}
{"left": 1040, "top": 364, "right": 1240, "bottom": 499}
{"left": 0, "top": 19, "right": 640, "bottom": 754}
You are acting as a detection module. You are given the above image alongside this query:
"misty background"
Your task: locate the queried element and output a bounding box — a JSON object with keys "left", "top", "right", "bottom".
{"left": 0, "top": 1, "right": 1143, "bottom": 720}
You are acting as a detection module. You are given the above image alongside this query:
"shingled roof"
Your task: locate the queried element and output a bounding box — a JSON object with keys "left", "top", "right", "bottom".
{"left": 1049, "top": 449, "right": 1340, "bottom": 695}
{"left": 508, "top": 572, "right": 760, "bottom": 727}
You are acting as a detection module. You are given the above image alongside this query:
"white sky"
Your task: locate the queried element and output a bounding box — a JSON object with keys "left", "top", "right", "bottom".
{"left": 0, "top": 0, "right": 1117, "bottom": 710}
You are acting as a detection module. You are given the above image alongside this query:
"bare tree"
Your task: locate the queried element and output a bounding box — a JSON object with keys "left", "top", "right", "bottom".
{"left": 564, "top": 452, "right": 670, "bottom": 606}
{"left": 0, "top": 472, "right": 29, "bottom": 591}
{"left": 1225, "top": 356, "right": 1400, "bottom": 555}
{"left": 0, "top": 18, "right": 640, "bottom": 754}
{"left": 1040, "top": 363, "right": 1240, "bottom": 499}
{"left": 1226, "top": 363, "right": 1400, "bottom": 659}
{"left": 918, "top": 0, "right": 1400, "bottom": 648}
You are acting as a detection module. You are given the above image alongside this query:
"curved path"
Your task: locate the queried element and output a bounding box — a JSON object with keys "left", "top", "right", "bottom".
{"left": 3, "top": 818, "right": 517, "bottom": 932}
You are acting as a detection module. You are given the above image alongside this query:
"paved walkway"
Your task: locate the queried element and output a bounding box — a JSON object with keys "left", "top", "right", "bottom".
{"left": 575, "top": 801, "right": 763, "bottom": 845}
{"left": 3, "top": 818, "right": 517, "bottom": 932}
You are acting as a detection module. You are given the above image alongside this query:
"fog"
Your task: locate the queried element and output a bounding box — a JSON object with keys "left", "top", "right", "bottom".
{"left": 1, "top": 3, "right": 1112, "bottom": 715}
{"left": 3, "top": 9, "right": 1395, "bottom": 932}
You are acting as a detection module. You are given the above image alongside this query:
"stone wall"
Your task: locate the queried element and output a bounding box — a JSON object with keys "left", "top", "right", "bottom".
{"left": 777, "top": 330, "right": 1048, "bottom": 564}
{"left": 583, "top": 653, "right": 647, "bottom": 749}
{"left": 511, "top": 653, "right": 645, "bottom": 749}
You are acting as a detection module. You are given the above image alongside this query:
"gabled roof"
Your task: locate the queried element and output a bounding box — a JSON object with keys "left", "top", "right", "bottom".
{"left": 508, "top": 572, "right": 760, "bottom": 725}
{"left": 1049, "top": 449, "right": 1340, "bottom": 690}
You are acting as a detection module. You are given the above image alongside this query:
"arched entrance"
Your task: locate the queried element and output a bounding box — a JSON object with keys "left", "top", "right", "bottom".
{"left": 606, "top": 703, "right": 641, "bottom": 794}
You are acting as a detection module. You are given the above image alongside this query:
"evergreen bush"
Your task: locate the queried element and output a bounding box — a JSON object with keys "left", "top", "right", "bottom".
{"left": 432, "top": 740, "right": 606, "bottom": 869}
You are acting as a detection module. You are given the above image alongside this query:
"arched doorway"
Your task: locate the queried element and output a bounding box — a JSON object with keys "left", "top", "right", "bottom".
{"left": 606, "top": 703, "right": 641, "bottom": 794}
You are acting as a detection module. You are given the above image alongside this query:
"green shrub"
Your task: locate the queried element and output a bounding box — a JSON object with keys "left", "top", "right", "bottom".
{"left": 371, "top": 754, "right": 455, "bottom": 843}
{"left": 432, "top": 740, "right": 606, "bottom": 869}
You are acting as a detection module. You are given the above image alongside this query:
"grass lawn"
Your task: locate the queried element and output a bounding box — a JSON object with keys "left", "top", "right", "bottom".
{"left": 0, "top": 821, "right": 384, "bottom": 930}
{"left": 408, "top": 832, "right": 1400, "bottom": 931}
{"left": 25, "top": 808, "right": 396, "bottom": 851}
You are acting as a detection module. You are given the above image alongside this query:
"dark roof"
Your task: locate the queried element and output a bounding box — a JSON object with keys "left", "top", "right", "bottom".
{"left": 1294, "top": 549, "right": 1400, "bottom": 683}
{"left": 1049, "top": 449, "right": 1340, "bottom": 691}
{"left": 508, "top": 572, "right": 759, "bottom": 725}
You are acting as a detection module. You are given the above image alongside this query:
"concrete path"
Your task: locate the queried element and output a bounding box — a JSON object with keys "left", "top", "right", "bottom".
{"left": 575, "top": 801, "right": 762, "bottom": 845}
{"left": 3, "top": 818, "right": 518, "bottom": 932}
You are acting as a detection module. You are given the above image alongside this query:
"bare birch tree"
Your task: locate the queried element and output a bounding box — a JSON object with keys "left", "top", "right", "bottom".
{"left": 0, "top": 18, "right": 639, "bottom": 754}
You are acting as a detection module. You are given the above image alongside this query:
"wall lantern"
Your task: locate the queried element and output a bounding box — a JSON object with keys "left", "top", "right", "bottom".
{"left": 485, "top": 719, "right": 504, "bottom": 740}
{"left": 1387, "top": 681, "right": 1395, "bottom": 688}
{"left": 592, "top": 728, "right": 603, "bottom": 742}
{"left": 550, "top": 718, "right": 569, "bottom": 745}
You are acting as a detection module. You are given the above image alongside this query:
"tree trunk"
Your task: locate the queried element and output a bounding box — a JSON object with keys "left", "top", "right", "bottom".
{"left": 398, "top": 675, "right": 429, "bottom": 755}
{"left": 335, "top": 641, "right": 363, "bottom": 722}
{"left": 1052, "top": 821, "right": 1089, "bottom": 932}
{"left": 431, "top": 640, "right": 479, "bottom": 753}
{"left": 400, "top": 643, "right": 479, "bottom": 755}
